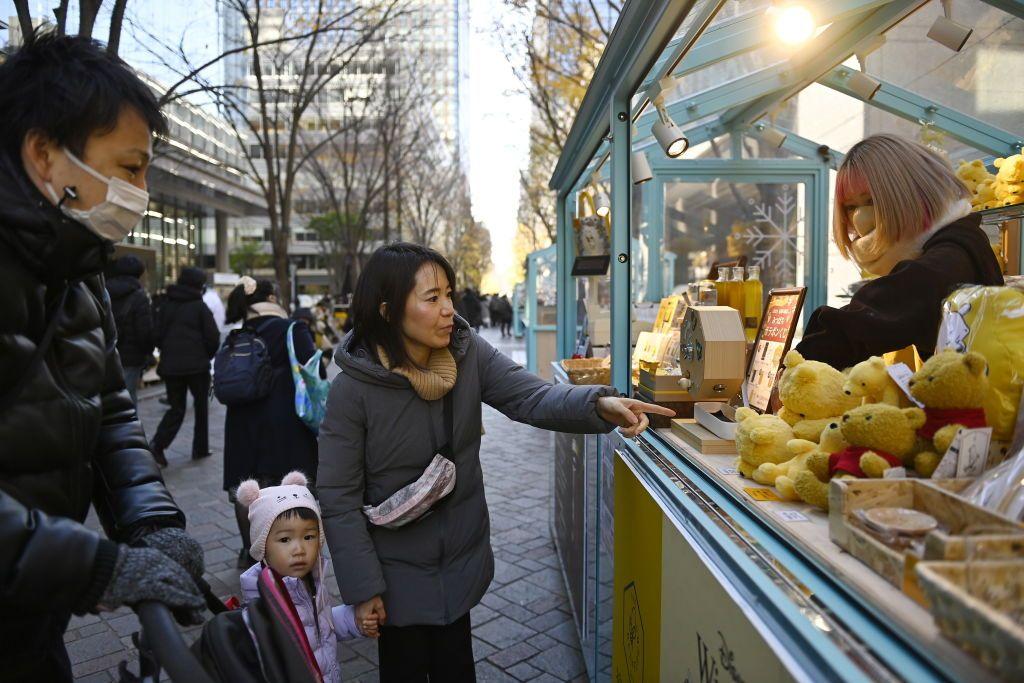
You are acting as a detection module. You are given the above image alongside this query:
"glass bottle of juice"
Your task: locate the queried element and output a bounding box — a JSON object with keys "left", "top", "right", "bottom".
{"left": 714, "top": 268, "right": 731, "bottom": 309}
{"left": 731, "top": 267, "right": 746, "bottom": 321}
{"left": 743, "top": 265, "right": 764, "bottom": 342}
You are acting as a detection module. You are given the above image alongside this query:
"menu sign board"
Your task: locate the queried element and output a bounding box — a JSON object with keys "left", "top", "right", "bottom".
{"left": 746, "top": 287, "right": 806, "bottom": 413}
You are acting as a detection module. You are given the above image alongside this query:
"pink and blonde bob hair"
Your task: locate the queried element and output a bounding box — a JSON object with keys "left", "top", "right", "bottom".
{"left": 833, "top": 134, "right": 970, "bottom": 259}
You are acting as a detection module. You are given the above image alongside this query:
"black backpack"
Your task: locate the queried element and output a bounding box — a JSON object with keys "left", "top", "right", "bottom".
{"left": 213, "top": 322, "right": 273, "bottom": 406}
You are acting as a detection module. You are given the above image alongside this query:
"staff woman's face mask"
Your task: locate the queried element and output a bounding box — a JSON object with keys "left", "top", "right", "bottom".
{"left": 45, "top": 148, "right": 149, "bottom": 243}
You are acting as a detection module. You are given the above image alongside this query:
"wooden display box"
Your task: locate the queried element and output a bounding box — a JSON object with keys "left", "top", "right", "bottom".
{"left": 634, "top": 385, "right": 693, "bottom": 427}
{"left": 829, "top": 479, "right": 1024, "bottom": 604}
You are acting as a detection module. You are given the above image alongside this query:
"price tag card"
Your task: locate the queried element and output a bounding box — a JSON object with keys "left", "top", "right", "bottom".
{"left": 776, "top": 510, "right": 809, "bottom": 523}
{"left": 718, "top": 466, "right": 739, "bottom": 476}
{"left": 932, "top": 427, "right": 993, "bottom": 479}
{"left": 744, "top": 487, "right": 782, "bottom": 502}
{"left": 885, "top": 363, "right": 924, "bottom": 408}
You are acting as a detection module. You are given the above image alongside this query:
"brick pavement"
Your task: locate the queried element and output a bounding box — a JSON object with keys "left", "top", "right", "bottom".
{"left": 68, "top": 329, "right": 587, "bottom": 682}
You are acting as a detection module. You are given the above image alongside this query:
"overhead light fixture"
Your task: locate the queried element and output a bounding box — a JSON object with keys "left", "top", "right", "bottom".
{"left": 928, "top": 0, "right": 973, "bottom": 52}
{"left": 631, "top": 151, "right": 653, "bottom": 185}
{"left": 755, "top": 122, "right": 788, "bottom": 148}
{"left": 652, "top": 101, "right": 688, "bottom": 158}
{"left": 846, "top": 69, "right": 881, "bottom": 101}
{"left": 770, "top": 3, "right": 815, "bottom": 46}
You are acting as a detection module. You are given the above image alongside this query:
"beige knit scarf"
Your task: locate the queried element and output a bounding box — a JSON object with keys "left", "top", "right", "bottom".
{"left": 377, "top": 346, "right": 457, "bottom": 401}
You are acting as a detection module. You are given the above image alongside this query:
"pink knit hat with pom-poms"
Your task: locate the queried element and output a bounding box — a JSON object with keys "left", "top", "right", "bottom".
{"left": 236, "top": 471, "right": 324, "bottom": 562}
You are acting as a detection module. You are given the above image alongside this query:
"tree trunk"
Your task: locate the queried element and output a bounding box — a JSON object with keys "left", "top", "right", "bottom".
{"left": 53, "top": 0, "right": 70, "bottom": 36}
{"left": 107, "top": 0, "right": 128, "bottom": 55}
{"left": 78, "top": 0, "right": 104, "bottom": 39}
{"left": 13, "top": 0, "right": 34, "bottom": 43}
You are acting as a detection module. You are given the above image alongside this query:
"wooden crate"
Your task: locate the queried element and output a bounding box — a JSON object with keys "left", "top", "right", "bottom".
{"left": 917, "top": 560, "right": 1024, "bottom": 680}
{"left": 829, "top": 479, "right": 1024, "bottom": 603}
{"left": 560, "top": 358, "right": 610, "bottom": 386}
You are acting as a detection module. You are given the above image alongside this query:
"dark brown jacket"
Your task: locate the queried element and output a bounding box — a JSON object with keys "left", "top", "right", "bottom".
{"left": 796, "top": 214, "right": 1003, "bottom": 369}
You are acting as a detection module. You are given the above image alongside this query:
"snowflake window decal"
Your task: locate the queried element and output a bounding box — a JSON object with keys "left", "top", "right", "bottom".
{"left": 740, "top": 185, "right": 802, "bottom": 285}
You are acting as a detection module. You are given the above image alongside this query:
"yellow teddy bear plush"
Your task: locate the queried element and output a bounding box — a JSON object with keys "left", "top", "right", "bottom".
{"left": 957, "top": 159, "right": 991, "bottom": 194}
{"left": 777, "top": 350, "right": 860, "bottom": 442}
{"left": 995, "top": 153, "right": 1024, "bottom": 184}
{"left": 754, "top": 421, "right": 848, "bottom": 501}
{"left": 843, "top": 356, "right": 902, "bottom": 406}
{"left": 792, "top": 404, "right": 926, "bottom": 510}
{"left": 973, "top": 180, "right": 999, "bottom": 210}
{"left": 909, "top": 350, "right": 989, "bottom": 477}
{"left": 735, "top": 407, "right": 794, "bottom": 479}
{"left": 995, "top": 182, "right": 1024, "bottom": 208}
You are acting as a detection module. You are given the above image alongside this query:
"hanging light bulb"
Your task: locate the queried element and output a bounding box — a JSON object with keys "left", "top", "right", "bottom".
{"left": 631, "top": 151, "right": 653, "bottom": 185}
{"left": 652, "top": 102, "right": 688, "bottom": 158}
{"left": 592, "top": 177, "right": 611, "bottom": 217}
{"left": 770, "top": 3, "right": 815, "bottom": 46}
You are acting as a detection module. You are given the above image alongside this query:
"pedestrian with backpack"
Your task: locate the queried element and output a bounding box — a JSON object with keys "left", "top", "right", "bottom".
{"left": 105, "top": 255, "right": 154, "bottom": 404}
{"left": 220, "top": 276, "right": 320, "bottom": 568}
{"left": 151, "top": 266, "right": 220, "bottom": 466}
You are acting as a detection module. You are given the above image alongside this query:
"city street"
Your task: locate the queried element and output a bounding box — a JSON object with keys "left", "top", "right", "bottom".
{"left": 68, "top": 330, "right": 587, "bottom": 682}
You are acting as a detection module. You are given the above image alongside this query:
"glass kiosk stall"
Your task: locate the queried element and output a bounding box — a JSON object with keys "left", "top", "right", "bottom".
{"left": 547, "top": 0, "right": 1024, "bottom": 681}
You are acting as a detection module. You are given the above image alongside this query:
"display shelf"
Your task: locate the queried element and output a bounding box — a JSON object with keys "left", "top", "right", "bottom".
{"left": 977, "top": 203, "right": 1024, "bottom": 225}
{"left": 644, "top": 427, "right": 998, "bottom": 682}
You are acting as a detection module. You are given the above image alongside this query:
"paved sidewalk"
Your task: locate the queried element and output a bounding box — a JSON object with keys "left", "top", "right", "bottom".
{"left": 68, "top": 329, "right": 586, "bottom": 682}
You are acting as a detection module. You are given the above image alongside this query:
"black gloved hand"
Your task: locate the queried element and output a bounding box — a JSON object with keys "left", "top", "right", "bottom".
{"left": 99, "top": 546, "right": 205, "bottom": 625}
{"left": 139, "top": 527, "right": 205, "bottom": 585}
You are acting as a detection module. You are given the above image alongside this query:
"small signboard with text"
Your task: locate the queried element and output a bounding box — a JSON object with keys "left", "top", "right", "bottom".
{"left": 745, "top": 287, "right": 806, "bottom": 413}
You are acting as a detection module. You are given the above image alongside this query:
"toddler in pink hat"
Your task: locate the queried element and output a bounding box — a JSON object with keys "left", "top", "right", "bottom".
{"left": 236, "top": 471, "right": 378, "bottom": 682}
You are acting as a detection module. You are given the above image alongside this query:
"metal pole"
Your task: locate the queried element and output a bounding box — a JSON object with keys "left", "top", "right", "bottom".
{"left": 610, "top": 96, "right": 632, "bottom": 393}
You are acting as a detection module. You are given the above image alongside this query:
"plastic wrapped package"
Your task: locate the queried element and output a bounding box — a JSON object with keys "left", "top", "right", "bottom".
{"left": 936, "top": 284, "right": 1024, "bottom": 443}
{"left": 962, "top": 448, "right": 1024, "bottom": 522}
{"left": 362, "top": 455, "right": 456, "bottom": 529}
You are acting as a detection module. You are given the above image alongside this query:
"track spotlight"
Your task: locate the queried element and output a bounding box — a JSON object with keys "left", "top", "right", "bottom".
{"left": 928, "top": 0, "right": 972, "bottom": 52}
{"left": 770, "top": 3, "right": 815, "bottom": 46}
{"left": 755, "top": 123, "right": 788, "bottom": 148}
{"left": 652, "top": 103, "right": 688, "bottom": 158}
{"left": 846, "top": 69, "right": 881, "bottom": 101}
{"left": 631, "top": 151, "right": 653, "bottom": 185}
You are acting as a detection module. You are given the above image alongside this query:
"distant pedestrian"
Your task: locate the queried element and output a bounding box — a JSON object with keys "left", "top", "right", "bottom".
{"left": 203, "top": 284, "right": 228, "bottom": 344}
{"left": 498, "top": 294, "right": 513, "bottom": 338}
{"left": 105, "top": 255, "right": 154, "bottom": 404}
{"left": 223, "top": 276, "right": 319, "bottom": 568}
{"left": 462, "top": 287, "right": 483, "bottom": 331}
{"left": 151, "top": 266, "right": 220, "bottom": 466}
{"left": 0, "top": 34, "right": 203, "bottom": 682}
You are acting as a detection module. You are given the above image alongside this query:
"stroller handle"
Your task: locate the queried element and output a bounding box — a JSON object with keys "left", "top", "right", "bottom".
{"left": 135, "top": 602, "right": 215, "bottom": 683}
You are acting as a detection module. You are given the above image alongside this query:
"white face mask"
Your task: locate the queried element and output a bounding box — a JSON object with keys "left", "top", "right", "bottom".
{"left": 45, "top": 148, "right": 149, "bottom": 243}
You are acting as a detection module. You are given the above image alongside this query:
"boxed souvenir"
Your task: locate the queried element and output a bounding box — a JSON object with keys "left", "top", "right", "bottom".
{"left": 829, "top": 479, "right": 1024, "bottom": 602}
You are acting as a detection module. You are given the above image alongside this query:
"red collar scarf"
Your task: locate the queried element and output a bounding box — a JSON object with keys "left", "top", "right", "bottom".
{"left": 918, "top": 407, "right": 987, "bottom": 440}
{"left": 829, "top": 447, "right": 903, "bottom": 478}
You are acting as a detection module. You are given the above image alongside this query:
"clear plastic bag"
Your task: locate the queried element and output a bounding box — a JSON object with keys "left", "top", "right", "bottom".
{"left": 362, "top": 455, "right": 456, "bottom": 529}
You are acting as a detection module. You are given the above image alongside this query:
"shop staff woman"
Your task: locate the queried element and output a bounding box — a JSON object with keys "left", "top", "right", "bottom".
{"left": 796, "top": 134, "right": 1003, "bottom": 369}
{"left": 317, "top": 243, "right": 671, "bottom": 681}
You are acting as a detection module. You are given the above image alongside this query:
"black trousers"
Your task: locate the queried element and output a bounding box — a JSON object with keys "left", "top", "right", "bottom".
{"left": 378, "top": 613, "right": 476, "bottom": 682}
{"left": 1, "top": 610, "right": 73, "bottom": 682}
{"left": 154, "top": 372, "right": 210, "bottom": 456}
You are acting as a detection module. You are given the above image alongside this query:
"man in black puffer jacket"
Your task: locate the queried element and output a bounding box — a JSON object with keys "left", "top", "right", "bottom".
{"left": 152, "top": 267, "right": 219, "bottom": 465}
{"left": 105, "top": 255, "right": 155, "bottom": 404}
{"left": 0, "top": 35, "right": 206, "bottom": 682}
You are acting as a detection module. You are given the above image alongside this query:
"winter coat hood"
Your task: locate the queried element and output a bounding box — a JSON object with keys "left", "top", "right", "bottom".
{"left": 105, "top": 274, "right": 143, "bottom": 301}
{"left": 165, "top": 282, "right": 204, "bottom": 302}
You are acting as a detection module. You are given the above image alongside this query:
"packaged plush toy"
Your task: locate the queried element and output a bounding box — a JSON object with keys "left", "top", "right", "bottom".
{"left": 936, "top": 284, "right": 1024, "bottom": 444}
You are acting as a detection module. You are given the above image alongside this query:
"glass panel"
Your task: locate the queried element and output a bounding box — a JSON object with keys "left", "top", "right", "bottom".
{"left": 867, "top": 1, "right": 1024, "bottom": 141}
{"left": 664, "top": 179, "right": 807, "bottom": 301}
{"left": 572, "top": 184, "right": 612, "bottom": 357}
{"left": 707, "top": 0, "right": 770, "bottom": 30}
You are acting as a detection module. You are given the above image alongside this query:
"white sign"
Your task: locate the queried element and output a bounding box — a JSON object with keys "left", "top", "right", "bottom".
{"left": 885, "top": 363, "right": 924, "bottom": 408}
{"left": 776, "top": 510, "right": 810, "bottom": 523}
{"left": 718, "top": 466, "right": 739, "bottom": 476}
{"left": 932, "top": 427, "right": 993, "bottom": 479}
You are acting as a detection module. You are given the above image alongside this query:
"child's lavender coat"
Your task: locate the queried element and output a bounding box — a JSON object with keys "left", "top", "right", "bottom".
{"left": 240, "top": 556, "right": 361, "bottom": 682}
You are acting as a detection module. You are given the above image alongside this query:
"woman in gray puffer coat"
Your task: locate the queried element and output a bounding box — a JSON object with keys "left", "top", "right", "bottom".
{"left": 317, "top": 243, "right": 671, "bottom": 681}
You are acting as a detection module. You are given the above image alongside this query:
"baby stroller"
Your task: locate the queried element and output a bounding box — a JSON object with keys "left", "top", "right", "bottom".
{"left": 119, "top": 569, "right": 323, "bottom": 683}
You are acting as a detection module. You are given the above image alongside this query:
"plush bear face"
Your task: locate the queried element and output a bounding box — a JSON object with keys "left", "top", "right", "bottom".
{"left": 840, "top": 405, "right": 926, "bottom": 458}
{"left": 843, "top": 356, "right": 889, "bottom": 401}
{"left": 909, "top": 350, "right": 989, "bottom": 409}
{"left": 735, "top": 407, "right": 794, "bottom": 467}
{"left": 819, "top": 421, "right": 849, "bottom": 453}
{"left": 995, "top": 154, "right": 1024, "bottom": 184}
{"left": 779, "top": 350, "right": 859, "bottom": 420}
{"left": 957, "top": 159, "right": 992, "bottom": 192}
